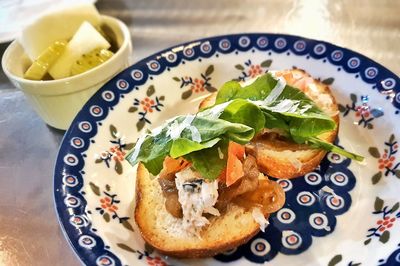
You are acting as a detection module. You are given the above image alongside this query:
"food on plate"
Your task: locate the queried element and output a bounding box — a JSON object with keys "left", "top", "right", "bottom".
{"left": 19, "top": 4, "right": 115, "bottom": 80}
{"left": 126, "top": 70, "right": 363, "bottom": 258}
{"left": 199, "top": 68, "right": 354, "bottom": 178}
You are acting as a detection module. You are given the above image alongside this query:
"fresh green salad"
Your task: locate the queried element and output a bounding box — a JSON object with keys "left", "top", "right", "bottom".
{"left": 126, "top": 73, "right": 363, "bottom": 180}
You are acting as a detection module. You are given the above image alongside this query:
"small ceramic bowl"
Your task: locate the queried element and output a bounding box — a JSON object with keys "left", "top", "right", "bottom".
{"left": 1, "top": 15, "right": 132, "bottom": 130}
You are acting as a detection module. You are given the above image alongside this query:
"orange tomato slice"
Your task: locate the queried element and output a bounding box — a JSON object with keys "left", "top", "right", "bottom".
{"left": 225, "top": 141, "right": 245, "bottom": 187}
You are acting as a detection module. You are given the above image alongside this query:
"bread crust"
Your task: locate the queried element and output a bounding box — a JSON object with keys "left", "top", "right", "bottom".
{"left": 135, "top": 163, "right": 266, "bottom": 258}
{"left": 199, "top": 69, "right": 339, "bottom": 179}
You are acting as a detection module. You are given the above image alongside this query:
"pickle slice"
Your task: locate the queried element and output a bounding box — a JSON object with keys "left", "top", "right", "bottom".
{"left": 24, "top": 40, "right": 67, "bottom": 80}
{"left": 70, "top": 48, "right": 114, "bottom": 76}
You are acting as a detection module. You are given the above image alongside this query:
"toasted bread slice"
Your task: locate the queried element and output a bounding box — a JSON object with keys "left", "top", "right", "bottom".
{"left": 199, "top": 69, "right": 339, "bottom": 179}
{"left": 135, "top": 163, "right": 266, "bottom": 258}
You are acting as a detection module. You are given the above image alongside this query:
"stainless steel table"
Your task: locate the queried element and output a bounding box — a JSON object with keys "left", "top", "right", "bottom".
{"left": 0, "top": 0, "right": 398, "bottom": 265}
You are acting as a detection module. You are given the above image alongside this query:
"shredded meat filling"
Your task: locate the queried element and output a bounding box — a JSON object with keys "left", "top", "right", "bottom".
{"left": 158, "top": 154, "right": 285, "bottom": 218}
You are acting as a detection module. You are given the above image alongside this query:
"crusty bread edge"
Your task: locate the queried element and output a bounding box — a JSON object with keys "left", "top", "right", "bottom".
{"left": 134, "top": 163, "right": 265, "bottom": 258}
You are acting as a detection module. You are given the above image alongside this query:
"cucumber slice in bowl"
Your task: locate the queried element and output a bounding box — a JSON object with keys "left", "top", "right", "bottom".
{"left": 23, "top": 40, "right": 67, "bottom": 80}
{"left": 70, "top": 48, "right": 114, "bottom": 76}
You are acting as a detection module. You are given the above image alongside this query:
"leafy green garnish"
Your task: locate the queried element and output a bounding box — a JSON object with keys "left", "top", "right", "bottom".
{"left": 184, "top": 139, "right": 229, "bottom": 180}
{"left": 125, "top": 115, "right": 255, "bottom": 177}
{"left": 170, "top": 138, "right": 220, "bottom": 158}
{"left": 215, "top": 75, "right": 275, "bottom": 103}
{"left": 216, "top": 73, "right": 336, "bottom": 138}
{"left": 306, "top": 137, "right": 364, "bottom": 161}
{"left": 220, "top": 99, "right": 265, "bottom": 133}
{"left": 126, "top": 73, "right": 364, "bottom": 180}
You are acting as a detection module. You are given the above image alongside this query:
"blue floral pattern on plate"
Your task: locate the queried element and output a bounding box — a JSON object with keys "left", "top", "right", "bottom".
{"left": 216, "top": 148, "right": 355, "bottom": 263}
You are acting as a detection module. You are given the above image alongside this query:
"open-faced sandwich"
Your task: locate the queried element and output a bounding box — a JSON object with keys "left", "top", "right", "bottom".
{"left": 126, "top": 69, "right": 363, "bottom": 258}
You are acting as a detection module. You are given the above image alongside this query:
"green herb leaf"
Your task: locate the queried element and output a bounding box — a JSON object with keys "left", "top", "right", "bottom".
{"left": 126, "top": 116, "right": 254, "bottom": 178}
{"left": 126, "top": 73, "right": 362, "bottom": 179}
{"left": 185, "top": 139, "right": 228, "bottom": 180}
{"left": 216, "top": 73, "right": 336, "bottom": 139}
{"left": 289, "top": 118, "right": 336, "bottom": 139}
{"left": 306, "top": 137, "right": 364, "bottom": 162}
{"left": 170, "top": 138, "right": 220, "bottom": 158}
{"left": 187, "top": 116, "right": 255, "bottom": 145}
{"left": 215, "top": 81, "right": 242, "bottom": 104}
{"left": 220, "top": 99, "right": 265, "bottom": 134}
{"left": 263, "top": 111, "right": 289, "bottom": 131}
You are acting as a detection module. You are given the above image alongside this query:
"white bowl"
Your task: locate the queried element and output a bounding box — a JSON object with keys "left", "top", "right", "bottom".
{"left": 1, "top": 15, "right": 132, "bottom": 130}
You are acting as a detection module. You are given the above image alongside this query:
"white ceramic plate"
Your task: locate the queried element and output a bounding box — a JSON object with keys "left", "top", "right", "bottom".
{"left": 54, "top": 34, "right": 400, "bottom": 266}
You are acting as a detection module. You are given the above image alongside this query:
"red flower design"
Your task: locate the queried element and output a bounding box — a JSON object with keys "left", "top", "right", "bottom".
{"left": 99, "top": 197, "right": 118, "bottom": 212}
{"left": 108, "top": 146, "right": 125, "bottom": 162}
{"left": 375, "top": 215, "right": 396, "bottom": 233}
{"left": 248, "top": 64, "right": 263, "bottom": 78}
{"left": 378, "top": 152, "right": 395, "bottom": 170}
{"left": 146, "top": 256, "right": 167, "bottom": 266}
{"left": 191, "top": 78, "right": 206, "bottom": 93}
{"left": 355, "top": 103, "right": 370, "bottom": 117}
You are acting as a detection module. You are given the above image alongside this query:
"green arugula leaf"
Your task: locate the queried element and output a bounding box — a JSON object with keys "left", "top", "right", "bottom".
{"left": 216, "top": 74, "right": 275, "bottom": 104}
{"left": 170, "top": 138, "right": 220, "bottom": 158}
{"left": 126, "top": 73, "right": 363, "bottom": 180}
{"left": 185, "top": 116, "right": 254, "bottom": 144}
{"left": 215, "top": 81, "right": 242, "bottom": 104}
{"left": 184, "top": 139, "right": 229, "bottom": 180}
{"left": 263, "top": 110, "right": 289, "bottom": 131}
{"left": 126, "top": 116, "right": 255, "bottom": 178}
{"left": 307, "top": 137, "right": 364, "bottom": 162}
{"left": 220, "top": 99, "right": 265, "bottom": 134}
{"left": 289, "top": 117, "right": 336, "bottom": 138}
{"left": 216, "top": 73, "right": 336, "bottom": 138}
